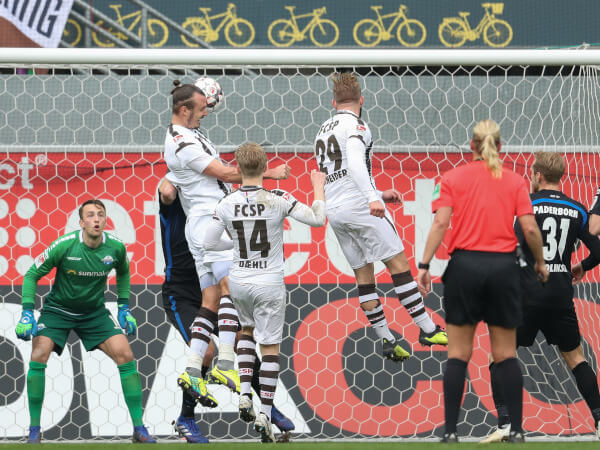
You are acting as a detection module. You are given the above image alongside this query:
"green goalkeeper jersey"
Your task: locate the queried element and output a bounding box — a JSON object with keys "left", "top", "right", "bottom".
{"left": 21, "top": 230, "right": 130, "bottom": 314}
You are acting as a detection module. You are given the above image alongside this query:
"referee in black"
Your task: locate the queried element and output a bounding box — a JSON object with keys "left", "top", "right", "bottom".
{"left": 416, "top": 119, "right": 548, "bottom": 443}
{"left": 484, "top": 152, "right": 600, "bottom": 442}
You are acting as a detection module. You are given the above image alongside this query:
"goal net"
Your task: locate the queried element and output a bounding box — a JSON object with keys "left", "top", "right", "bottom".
{"left": 0, "top": 49, "right": 599, "bottom": 441}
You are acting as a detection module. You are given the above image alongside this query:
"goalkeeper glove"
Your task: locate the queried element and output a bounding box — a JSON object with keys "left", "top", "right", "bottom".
{"left": 117, "top": 304, "right": 137, "bottom": 336}
{"left": 15, "top": 309, "right": 37, "bottom": 341}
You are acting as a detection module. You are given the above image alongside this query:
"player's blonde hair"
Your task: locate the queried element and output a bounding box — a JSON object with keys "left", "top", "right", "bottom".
{"left": 472, "top": 119, "right": 502, "bottom": 179}
{"left": 332, "top": 72, "right": 361, "bottom": 104}
{"left": 532, "top": 151, "right": 565, "bottom": 184}
{"left": 235, "top": 142, "right": 268, "bottom": 177}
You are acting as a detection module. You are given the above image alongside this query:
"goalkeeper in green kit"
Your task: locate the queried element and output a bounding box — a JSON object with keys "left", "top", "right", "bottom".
{"left": 15, "top": 199, "right": 156, "bottom": 444}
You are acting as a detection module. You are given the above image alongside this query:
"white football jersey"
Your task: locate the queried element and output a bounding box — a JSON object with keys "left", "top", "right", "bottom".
{"left": 314, "top": 109, "right": 375, "bottom": 209}
{"left": 164, "top": 124, "right": 231, "bottom": 216}
{"left": 212, "top": 186, "right": 323, "bottom": 284}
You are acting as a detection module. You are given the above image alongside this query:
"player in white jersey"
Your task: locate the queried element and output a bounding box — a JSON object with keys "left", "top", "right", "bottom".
{"left": 164, "top": 81, "right": 290, "bottom": 406}
{"left": 204, "top": 142, "right": 326, "bottom": 443}
{"left": 314, "top": 73, "right": 448, "bottom": 363}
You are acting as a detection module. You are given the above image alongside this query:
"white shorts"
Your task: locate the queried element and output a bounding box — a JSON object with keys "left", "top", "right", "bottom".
{"left": 185, "top": 214, "right": 233, "bottom": 278}
{"left": 327, "top": 201, "right": 404, "bottom": 270}
{"left": 228, "top": 279, "right": 286, "bottom": 345}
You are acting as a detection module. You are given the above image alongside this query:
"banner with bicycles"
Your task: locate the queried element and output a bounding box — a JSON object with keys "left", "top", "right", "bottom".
{"left": 63, "top": 0, "right": 600, "bottom": 49}
{"left": 1, "top": 0, "right": 74, "bottom": 48}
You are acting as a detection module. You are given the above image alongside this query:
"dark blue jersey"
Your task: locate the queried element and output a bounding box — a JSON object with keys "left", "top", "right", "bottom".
{"left": 159, "top": 192, "right": 199, "bottom": 286}
{"left": 516, "top": 189, "right": 600, "bottom": 308}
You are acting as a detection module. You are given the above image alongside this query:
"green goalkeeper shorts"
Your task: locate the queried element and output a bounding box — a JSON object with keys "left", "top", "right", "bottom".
{"left": 36, "top": 305, "right": 123, "bottom": 355}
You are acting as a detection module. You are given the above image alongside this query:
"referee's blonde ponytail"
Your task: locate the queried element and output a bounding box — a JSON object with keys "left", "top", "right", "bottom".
{"left": 472, "top": 119, "right": 502, "bottom": 179}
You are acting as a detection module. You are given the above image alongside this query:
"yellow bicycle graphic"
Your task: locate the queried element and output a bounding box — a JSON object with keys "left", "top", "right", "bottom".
{"left": 438, "top": 2, "right": 512, "bottom": 48}
{"left": 268, "top": 6, "right": 339, "bottom": 47}
{"left": 92, "top": 4, "right": 169, "bottom": 48}
{"left": 353, "top": 5, "right": 426, "bottom": 47}
{"left": 181, "top": 3, "right": 255, "bottom": 48}
{"left": 63, "top": 18, "right": 82, "bottom": 46}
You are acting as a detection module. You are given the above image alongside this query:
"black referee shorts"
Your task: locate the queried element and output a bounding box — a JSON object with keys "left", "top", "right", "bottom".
{"left": 442, "top": 250, "right": 522, "bottom": 328}
{"left": 517, "top": 305, "right": 581, "bottom": 353}
{"left": 162, "top": 281, "right": 203, "bottom": 344}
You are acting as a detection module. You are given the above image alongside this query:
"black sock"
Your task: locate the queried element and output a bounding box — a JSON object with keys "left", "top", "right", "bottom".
{"left": 443, "top": 358, "right": 468, "bottom": 434}
{"left": 572, "top": 361, "right": 600, "bottom": 420}
{"left": 490, "top": 362, "right": 510, "bottom": 427}
{"left": 495, "top": 358, "right": 522, "bottom": 433}
{"left": 251, "top": 355, "right": 262, "bottom": 396}
{"left": 181, "top": 391, "right": 196, "bottom": 418}
{"left": 201, "top": 364, "right": 209, "bottom": 380}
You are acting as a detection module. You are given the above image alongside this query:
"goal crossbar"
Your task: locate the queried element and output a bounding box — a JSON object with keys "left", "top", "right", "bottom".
{"left": 2, "top": 48, "right": 600, "bottom": 66}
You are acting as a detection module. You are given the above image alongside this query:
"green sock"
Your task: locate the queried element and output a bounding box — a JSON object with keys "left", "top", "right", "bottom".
{"left": 118, "top": 361, "right": 144, "bottom": 427}
{"left": 27, "top": 361, "right": 46, "bottom": 427}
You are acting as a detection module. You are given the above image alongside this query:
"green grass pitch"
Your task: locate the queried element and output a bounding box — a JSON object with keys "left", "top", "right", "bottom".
{"left": 1, "top": 441, "right": 598, "bottom": 449}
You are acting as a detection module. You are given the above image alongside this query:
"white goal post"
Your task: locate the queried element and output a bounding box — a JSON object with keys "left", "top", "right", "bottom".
{"left": 0, "top": 48, "right": 599, "bottom": 441}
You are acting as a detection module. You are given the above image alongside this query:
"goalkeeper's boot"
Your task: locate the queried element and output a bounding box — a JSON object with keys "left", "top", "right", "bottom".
{"left": 271, "top": 406, "right": 295, "bottom": 443}
{"left": 132, "top": 425, "right": 157, "bottom": 443}
{"left": 27, "top": 426, "right": 41, "bottom": 444}
{"left": 507, "top": 430, "right": 525, "bottom": 443}
{"left": 239, "top": 394, "right": 256, "bottom": 423}
{"left": 479, "top": 424, "right": 510, "bottom": 443}
{"left": 440, "top": 432, "right": 458, "bottom": 443}
{"left": 177, "top": 371, "right": 218, "bottom": 408}
{"left": 173, "top": 415, "right": 209, "bottom": 444}
{"left": 419, "top": 325, "right": 448, "bottom": 346}
{"left": 209, "top": 366, "right": 241, "bottom": 394}
{"left": 255, "top": 412, "right": 276, "bottom": 443}
{"left": 382, "top": 338, "right": 410, "bottom": 362}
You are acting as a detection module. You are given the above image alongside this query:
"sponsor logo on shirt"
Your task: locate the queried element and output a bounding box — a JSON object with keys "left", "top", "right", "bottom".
{"left": 356, "top": 124, "right": 366, "bottom": 132}
{"left": 66, "top": 269, "right": 77, "bottom": 275}
{"left": 174, "top": 134, "right": 184, "bottom": 142}
{"left": 36, "top": 324, "right": 46, "bottom": 332}
{"left": 67, "top": 256, "right": 82, "bottom": 261}
{"left": 102, "top": 255, "right": 114, "bottom": 265}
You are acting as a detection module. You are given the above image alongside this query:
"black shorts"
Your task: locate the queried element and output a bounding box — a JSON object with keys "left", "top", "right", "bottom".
{"left": 162, "top": 281, "right": 203, "bottom": 344}
{"left": 517, "top": 305, "right": 581, "bottom": 353}
{"left": 442, "top": 250, "right": 522, "bottom": 327}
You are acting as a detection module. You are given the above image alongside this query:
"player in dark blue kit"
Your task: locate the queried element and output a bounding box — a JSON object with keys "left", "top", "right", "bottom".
{"left": 158, "top": 179, "right": 295, "bottom": 443}
{"left": 483, "top": 152, "right": 600, "bottom": 442}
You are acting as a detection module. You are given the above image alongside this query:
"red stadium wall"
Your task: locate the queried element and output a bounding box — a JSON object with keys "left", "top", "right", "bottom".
{"left": 1, "top": 150, "right": 599, "bottom": 438}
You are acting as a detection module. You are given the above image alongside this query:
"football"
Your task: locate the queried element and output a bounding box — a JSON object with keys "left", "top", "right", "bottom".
{"left": 194, "top": 76, "right": 223, "bottom": 110}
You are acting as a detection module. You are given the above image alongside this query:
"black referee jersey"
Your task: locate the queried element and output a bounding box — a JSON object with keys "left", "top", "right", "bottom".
{"left": 515, "top": 189, "right": 600, "bottom": 308}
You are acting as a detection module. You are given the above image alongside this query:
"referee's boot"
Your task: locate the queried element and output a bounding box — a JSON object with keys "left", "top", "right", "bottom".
{"left": 479, "top": 424, "right": 510, "bottom": 443}
{"left": 27, "top": 426, "right": 41, "bottom": 444}
{"left": 382, "top": 338, "right": 410, "bottom": 362}
{"left": 177, "top": 371, "right": 218, "bottom": 408}
{"left": 507, "top": 430, "right": 525, "bottom": 443}
{"left": 440, "top": 432, "right": 459, "bottom": 443}
{"left": 209, "top": 366, "right": 241, "bottom": 394}
{"left": 419, "top": 325, "right": 448, "bottom": 346}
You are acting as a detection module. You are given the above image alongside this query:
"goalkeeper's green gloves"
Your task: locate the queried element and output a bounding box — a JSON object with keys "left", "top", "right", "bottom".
{"left": 117, "top": 303, "right": 137, "bottom": 336}
{"left": 15, "top": 309, "right": 37, "bottom": 341}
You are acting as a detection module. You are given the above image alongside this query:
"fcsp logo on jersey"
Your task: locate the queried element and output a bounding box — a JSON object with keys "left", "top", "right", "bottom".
{"left": 101, "top": 255, "right": 114, "bottom": 265}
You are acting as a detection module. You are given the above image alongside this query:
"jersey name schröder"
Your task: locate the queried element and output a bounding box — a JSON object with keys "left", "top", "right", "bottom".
{"left": 314, "top": 111, "right": 374, "bottom": 209}
{"left": 164, "top": 124, "right": 231, "bottom": 217}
